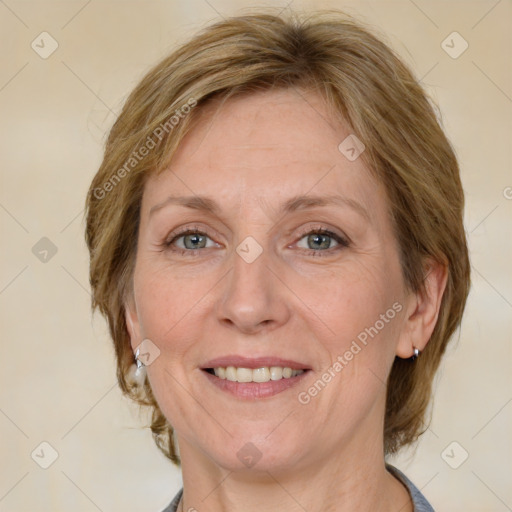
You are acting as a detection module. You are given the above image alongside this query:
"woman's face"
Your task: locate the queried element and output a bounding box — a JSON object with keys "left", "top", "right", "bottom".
{"left": 127, "top": 89, "right": 417, "bottom": 472}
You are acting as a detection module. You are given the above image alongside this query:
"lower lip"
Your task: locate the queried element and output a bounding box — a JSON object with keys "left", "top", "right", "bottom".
{"left": 202, "top": 370, "right": 309, "bottom": 399}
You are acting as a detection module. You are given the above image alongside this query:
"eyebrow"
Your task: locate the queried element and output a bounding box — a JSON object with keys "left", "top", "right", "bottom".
{"left": 149, "top": 193, "right": 370, "bottom": 221}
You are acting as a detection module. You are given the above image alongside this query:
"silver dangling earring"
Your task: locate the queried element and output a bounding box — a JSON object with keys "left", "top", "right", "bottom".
{"left": 128, "top": 347, "right": 147, "bottom": 387}
{"left": 411, "top": 347, "right": 421, "bottom": 361}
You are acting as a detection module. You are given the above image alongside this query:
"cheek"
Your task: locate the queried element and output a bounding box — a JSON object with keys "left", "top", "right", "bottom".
{"left": 293, "top": 260, "right": 403, "bottom": 425}
{"left": 133, "top": 256, "right": 214, "bottom": 341}
{"left": 132, "top": 264, "right": 212, "bottom": 428}
{"left": 292, "top": 256, "right": 400, "bottom": 344}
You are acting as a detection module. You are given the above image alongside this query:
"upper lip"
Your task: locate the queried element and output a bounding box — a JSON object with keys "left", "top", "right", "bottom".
{"left": 201, "top": 355, "right": 311, "bottom": 370}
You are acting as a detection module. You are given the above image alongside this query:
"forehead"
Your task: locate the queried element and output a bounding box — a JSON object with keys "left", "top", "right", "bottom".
{"left": 142, "top": 89, "right": 383, "bottom": 220}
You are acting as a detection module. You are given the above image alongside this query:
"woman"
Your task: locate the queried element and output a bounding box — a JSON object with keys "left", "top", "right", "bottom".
{"left": 85, "top": 10, "right": 470, "bottom": 512}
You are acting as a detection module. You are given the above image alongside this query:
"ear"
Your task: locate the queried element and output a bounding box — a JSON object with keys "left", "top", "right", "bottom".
{"left": 396, "top": 259, "right": 448, "bottom": 359}
{"left": 124, "top": 295, "right": 142, "bottom": 354}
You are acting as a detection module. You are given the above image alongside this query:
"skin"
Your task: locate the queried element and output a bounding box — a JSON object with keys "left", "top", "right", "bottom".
{"left": 125, "top": 88, "right": 447, "bottom": 512}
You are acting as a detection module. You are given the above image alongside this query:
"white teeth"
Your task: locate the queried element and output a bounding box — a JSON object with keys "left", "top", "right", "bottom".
{"left": 252, "top": 367, "right": 270, "bottom": 383}
{"left": 270, "top": 366, "right": 283, "bottom": 380}
{"left": 225, "top": 366, "right": 237, "bottom": 381}
{"left": 236, "top": 367, "right": 253, "bottom": 383}
{"left": 212, "top": 366, "right": 305, "bottom": 383}
{"left": 282, "top": 367, "right": 292, "bottom": 378}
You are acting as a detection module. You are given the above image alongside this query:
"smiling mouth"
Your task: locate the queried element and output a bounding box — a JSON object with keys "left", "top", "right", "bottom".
{"left": 203, "top": 366, "right": 308, "bottom": 383}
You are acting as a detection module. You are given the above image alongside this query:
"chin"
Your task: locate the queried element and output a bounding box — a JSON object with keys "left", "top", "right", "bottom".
{"left": 196, "top": 430, "right": 310, "bottom": 474}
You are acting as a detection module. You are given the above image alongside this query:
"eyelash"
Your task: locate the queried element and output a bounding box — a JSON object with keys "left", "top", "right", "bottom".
{"left": 295, "top": 226, "right": 350, "bottom": 256}
{"left": 163, "top": 224, "right": 350, "bottom": 257}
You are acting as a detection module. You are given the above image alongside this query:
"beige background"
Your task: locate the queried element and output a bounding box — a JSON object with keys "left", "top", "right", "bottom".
{"left": 1, "top": 0, "right": 511, "bottom": 511}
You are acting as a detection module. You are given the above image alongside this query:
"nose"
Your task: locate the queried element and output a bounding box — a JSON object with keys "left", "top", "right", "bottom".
{"left": 216, "top": 241, "right": 291, "bottom": 335}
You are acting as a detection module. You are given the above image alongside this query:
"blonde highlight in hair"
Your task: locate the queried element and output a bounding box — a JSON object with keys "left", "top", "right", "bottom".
{"left": 85, "top": 10, "right": 470, "bottom": 464}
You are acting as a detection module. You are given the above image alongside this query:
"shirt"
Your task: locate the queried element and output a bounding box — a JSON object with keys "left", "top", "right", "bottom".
{"left": 160, "top": 464, "right": 434, "bottom": 512}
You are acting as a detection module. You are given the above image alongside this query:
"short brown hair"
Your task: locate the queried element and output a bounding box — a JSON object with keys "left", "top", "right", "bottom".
{"left": 85, "top": 10, "right": 470, "bottom": 464}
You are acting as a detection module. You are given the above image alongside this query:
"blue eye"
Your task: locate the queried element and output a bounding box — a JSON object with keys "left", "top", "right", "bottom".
{"left": 164, "top": 226, "right": 349, "bottom": 257}
{"left": 296, "top": 229, "right": 349, "bottom": 255}
{"left": 168, "top": 230, "right": 214, "bottom": 250}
